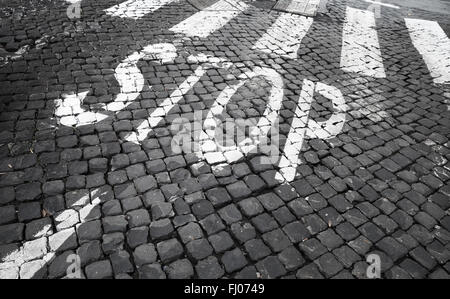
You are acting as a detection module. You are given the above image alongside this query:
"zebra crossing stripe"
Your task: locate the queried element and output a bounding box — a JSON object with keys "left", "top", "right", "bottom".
{"left": 104, "top": 0, "right": 179, "bottom": 19}
{"left": 169, "top": 0, "right": 249, "bottom": 38}
{"left": 340, "top": 6, "right": 386, "bottom": 78}
{"left": 252, "top": 13, "right": 313, "bottom": 60}
{"left": 405, "top": 18, "right": 450, "bottom": 85}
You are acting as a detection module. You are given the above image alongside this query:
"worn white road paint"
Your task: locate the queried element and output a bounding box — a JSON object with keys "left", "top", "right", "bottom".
{"left": 279, "top": 79, "right": 314, "bottom": 182}
{"left": 57, "top": 43, "right": 178, "bottom": 128}
{"left": 362, "top": 0, "right": 400, "bottom": 9}
{"left": 306, "top": 82, "right": 348, "bottom": 139}
{"left": 273, "top": 0, "right": 321, "bottom": 16}
{"left": 55, "top": 91, "right": 109, "bottom": 127}
{"left": 252, "top": 13, "right": 313, "bottom": 60}
{"left": 205, "top": 67, "right": 284, "bottom": 155}
{"left": 130, "top": 66, "right": 207, "bottom": 141}
{"left": 169, "top": 0, "right": 249, "bottom": 38}
{"left": 340, "top": 6, "right": 386, "bottom": 78}
{"left": 405, "top": 18, "right": 450, "bottom": 84}
{"left": 279, "top": 80, "right": 348, "bottom": 182}
{"left": 108, "top": 43, "right": 178, "bottom": 118}
{"left": 104, "top": 0, "right": 179, "bottom": 19}
{"left": 114, "top": 43, "right": 177, "bottom": 97}
{"left": 1, "top": 34, "right": 51, "bottom": 67}
{"left": 124, "top": 53, "right": 233, "bottom": 142}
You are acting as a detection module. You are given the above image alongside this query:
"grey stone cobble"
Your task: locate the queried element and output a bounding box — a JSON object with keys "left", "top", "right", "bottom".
{"left": 156, "top": 238, "right": 183, "bottom": 263}
{"left": 221, "top": 248, "right": 248, "bottom": 273}
{"left": 138, "top": 263, "right": 166, "bottom": 279}
{"left": 195, "top": 256, "right": 224, "bottom": 279}
{"left": 85, "top": 260, "right": 113, "bottom": 279}
{"left": 133, "top": 244, "right": 158, "bottom": 267}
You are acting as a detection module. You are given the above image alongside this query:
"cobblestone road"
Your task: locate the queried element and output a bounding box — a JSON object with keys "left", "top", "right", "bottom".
{"left": 0, "top": 0, "right": 449, "bottom": 279}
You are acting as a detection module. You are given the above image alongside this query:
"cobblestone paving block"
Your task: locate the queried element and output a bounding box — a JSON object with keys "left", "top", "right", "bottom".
{"left": 221, "top": 248, "right": 248, "bottom": 274}
{"left": 156, "top": 238, "right": 184, "bottom": 263}
{"left": 251, "top": 213, "right": 279, "bottom": 233}
{"left": 149, "top": 218, "right": 174, "bottom": 240}
{"left": 244, "top": 238, "right": 271, "bottom": 262}
{"left": 299, "top": 238, "right": 328, "bottom": 260}
{"left": 314, "top": 253, "right": 344, "bottom": 278}
{"left": 256, "top": 255, "right": 287, "bottom": 279}
{"left": 205, "top": 187, "right": 232, "bottom": 207}
{"left": 102, "top": 233, "right": 125, "bottom": 255}
{"left": 77, "top": 220, "right": 102, "bottom": 244}
{"left": 77, "top": 240, "right": 103, "bottom": 267}
{"left": 126, "top": 226, "right": 149, "bottom": 249}
{"left": 85, "top": 260, "right": 113, "bottom": 279}
{"left": 138, "top": 263, "right": 167, "bottom": 279}
{"left": 230, "top": 221, "right": 256, "bottom": 244}
{"left": 195, "top": 256, "right": 225, "bottom": 279}
{"left": 296, "top": 263, "right": 324, "bottom": 279}
{"left": 262, "top": 229, "right": 292, "bottom": 253}
{"left": 218, "top": 204, "right": 243, "bottom": 224}
{"left": 103, "top": 215, "right": 128, "bottom": 233}
{"left": 133, "top": 243, "right": 158, "bottom": 267}
{"left": 186, "top": 238, "right": 214, "bottom": 261}
{"left": 278, "top": 246, "right": 305, "bottom": 271}
{"left": 208, "top": 231, "right": 235, "bottom": 254}
{"left": 238, "top": 197, "right": 264, "bottom": 217}
{"left": 127, "top": 209, "right": 151, "bottom": 228}
{"left": 110, "top": 250, "right": 134, "bottom": 275}
{"left": 164, "top": 258, "right": 194, "bottom": 279}
{"left": 177, "top": 222, "right": 203, "bottom": 244}
{"left": 199, "top": 213, "right": 225, "bottom": 235}
{"left": 48, "top": 251, "right": 74, "bottom": 279}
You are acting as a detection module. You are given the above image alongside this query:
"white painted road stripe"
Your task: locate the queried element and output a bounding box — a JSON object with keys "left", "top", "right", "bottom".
{"left": 252, "top": 13, "right": 313, "bottom": 60}
{"left": 405, "top": 18, "right": 450, "bottom": 85}
{"left": 279, "top": 79, "right": 314, "bottom": 182}
{"left": 133, "top": 66, "right": 207, "bottom": 141}
{"left": 205, "top": 67, "right": 284, "bottom": 155}
{"left": 169, "top": 0, "right": 249, "bottom": 38}
{"left": 104, "top": 0, "right": 179, "bottom": 19}
{"left": 279, "top": 79, "right": 348, "bottom": 182}
{"left": 340, "top": 6, "right": 386, "bottom": 78}
{"left": 363, "top": 0, "right": 400, "bottom": 9}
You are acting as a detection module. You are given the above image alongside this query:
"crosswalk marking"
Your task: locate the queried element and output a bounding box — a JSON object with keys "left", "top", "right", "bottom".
{"left": 104, "top": 0, "right": 179, "bottom": 19}
{"left": 169, "top": 0, "right": 248, "bottom": 38}
{"left": 252, "top": 13, "right": 313, "bottom": 60}
{"left": 340, "top": 6, "right": 386, "bottom": 78}
{"left": 273, "top": 0, "right": 321, "bottom": 16}
{"left": 405, "top": 18, "right": 450, "bottom": 85}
